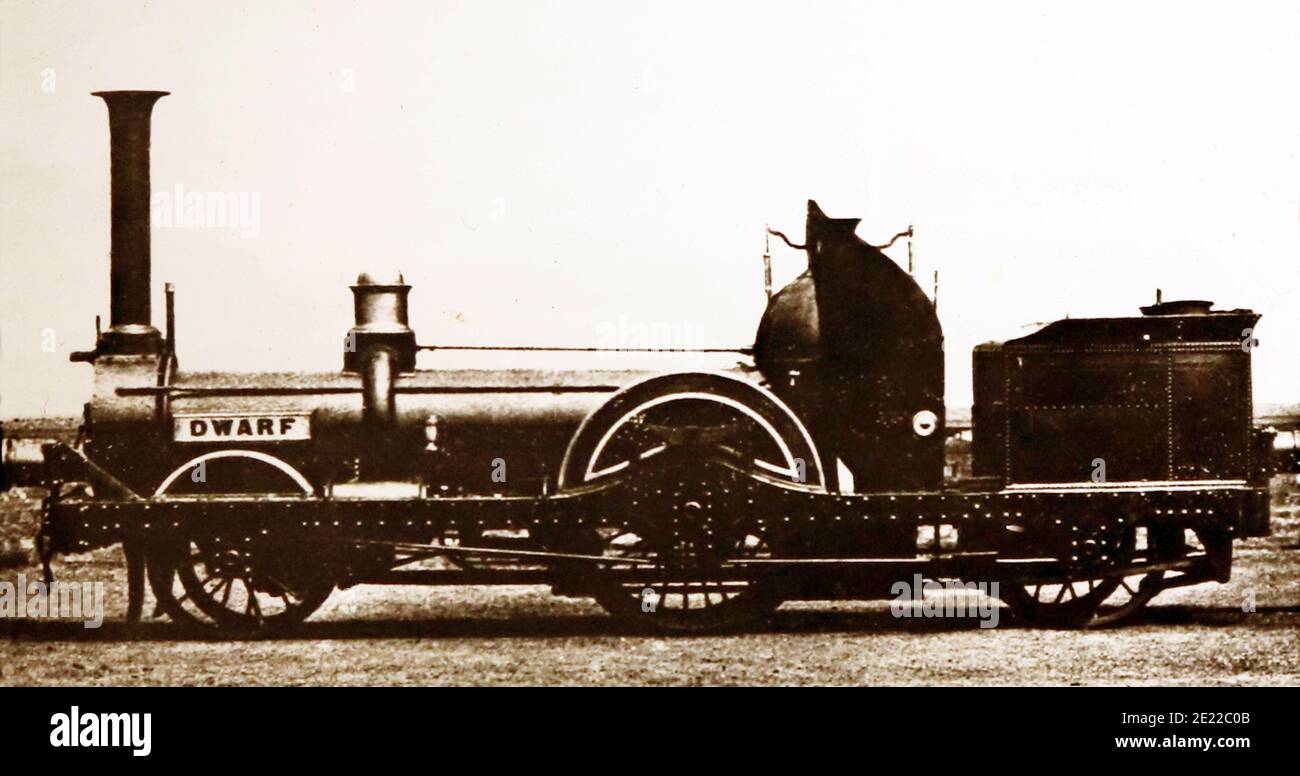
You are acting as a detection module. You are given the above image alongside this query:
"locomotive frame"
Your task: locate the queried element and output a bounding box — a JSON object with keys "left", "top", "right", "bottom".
{"left": 4, "top": 90, "right": 1275, "bottom": 634}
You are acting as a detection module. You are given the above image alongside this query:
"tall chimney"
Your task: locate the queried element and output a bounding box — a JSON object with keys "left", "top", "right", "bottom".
{"left": 91, "top": 90, "right": 168, "bottom": 355}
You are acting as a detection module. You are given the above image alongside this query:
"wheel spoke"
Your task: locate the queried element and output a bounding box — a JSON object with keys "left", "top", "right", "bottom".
{"left": 245, "top": 579, "right": 263, "bottom": 620}
{"left": 266, "top": 574, "right": 303, "bottom": 605}
{"left": 1007, "top": 521, "right": 1170, "bottom": 628}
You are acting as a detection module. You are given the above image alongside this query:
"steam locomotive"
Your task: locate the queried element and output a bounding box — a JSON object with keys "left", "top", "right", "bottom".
{"left": 0, "top": 91, "right": 1274, "bottom": 633}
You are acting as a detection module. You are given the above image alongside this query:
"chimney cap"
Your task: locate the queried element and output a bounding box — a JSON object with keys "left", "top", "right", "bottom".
{"left": 355, "top": 270, "right": 407, "bottom": 286}
{"left": 91, "top": 90, "right": 171, "bottom": 97}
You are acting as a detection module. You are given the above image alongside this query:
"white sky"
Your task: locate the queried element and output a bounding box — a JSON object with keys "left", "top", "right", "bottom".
{"left": 2, "top": 0, "right": 1297, "bottom": 418}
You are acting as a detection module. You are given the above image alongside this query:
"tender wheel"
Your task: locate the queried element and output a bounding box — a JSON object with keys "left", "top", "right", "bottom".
{"left": 552, "top": 373, "right": 825, "bottom": 633}
{"left": 1002, "top": 523, "right": 1172, "bottom": 628}
{"left": 1002, "top": 570, "right": 1164, "bottom": 628}
{"left": 144, "top": 452, "right": 336, "bottom": 634}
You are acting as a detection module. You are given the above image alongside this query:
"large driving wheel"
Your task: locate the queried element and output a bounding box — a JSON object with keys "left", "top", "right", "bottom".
{"left": 553, "top": 373, "right": 825, "bottom": 632}
{"left": 145, "top": 452, "right": 336, "bottom": 634}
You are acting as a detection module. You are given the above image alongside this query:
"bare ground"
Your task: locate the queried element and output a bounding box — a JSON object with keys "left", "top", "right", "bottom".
{"left": 2, "top": 481, "right": 1298, "bottom": 686}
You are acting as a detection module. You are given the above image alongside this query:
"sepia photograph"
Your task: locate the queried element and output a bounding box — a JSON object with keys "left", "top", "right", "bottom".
{"left": 0, "top": 0, "right": 1296, "bottom": 743}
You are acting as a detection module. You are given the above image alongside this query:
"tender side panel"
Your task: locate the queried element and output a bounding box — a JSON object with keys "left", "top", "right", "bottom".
{"left": 1009, "top": 350, "right": 1168, "bottom": 483}
{"left": 1170, "top": 350, "right": 1252, "bottom": 479}
{"left": 971, "top": 312, "right": 1258, "bottom": 486}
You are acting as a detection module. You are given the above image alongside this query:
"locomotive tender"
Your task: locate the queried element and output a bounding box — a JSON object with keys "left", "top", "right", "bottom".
{"left": 1, "top": 91, "right": 1274, "bottom": 632}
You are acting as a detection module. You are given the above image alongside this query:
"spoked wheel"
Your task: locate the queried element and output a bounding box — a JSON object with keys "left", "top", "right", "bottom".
{"left": 148, "top": 535, "right": 338, "bottom": 631}
{"left": 144, "top": 452, "right": 337, "bottom": 634}
{"left": 578, "top": 460, "right": 785, "bottom": 633}
{"left": 148, "top": 536, "right": 336, "bottom": 634}
{"left": 552, "top": 373, "right": 826, "bottom": 633}
{"left": 1002, "top": 570, "right": 1164, "bottom": 628}
{"left": 1002, "top": 523, "right": 1170, "bottom": 628}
